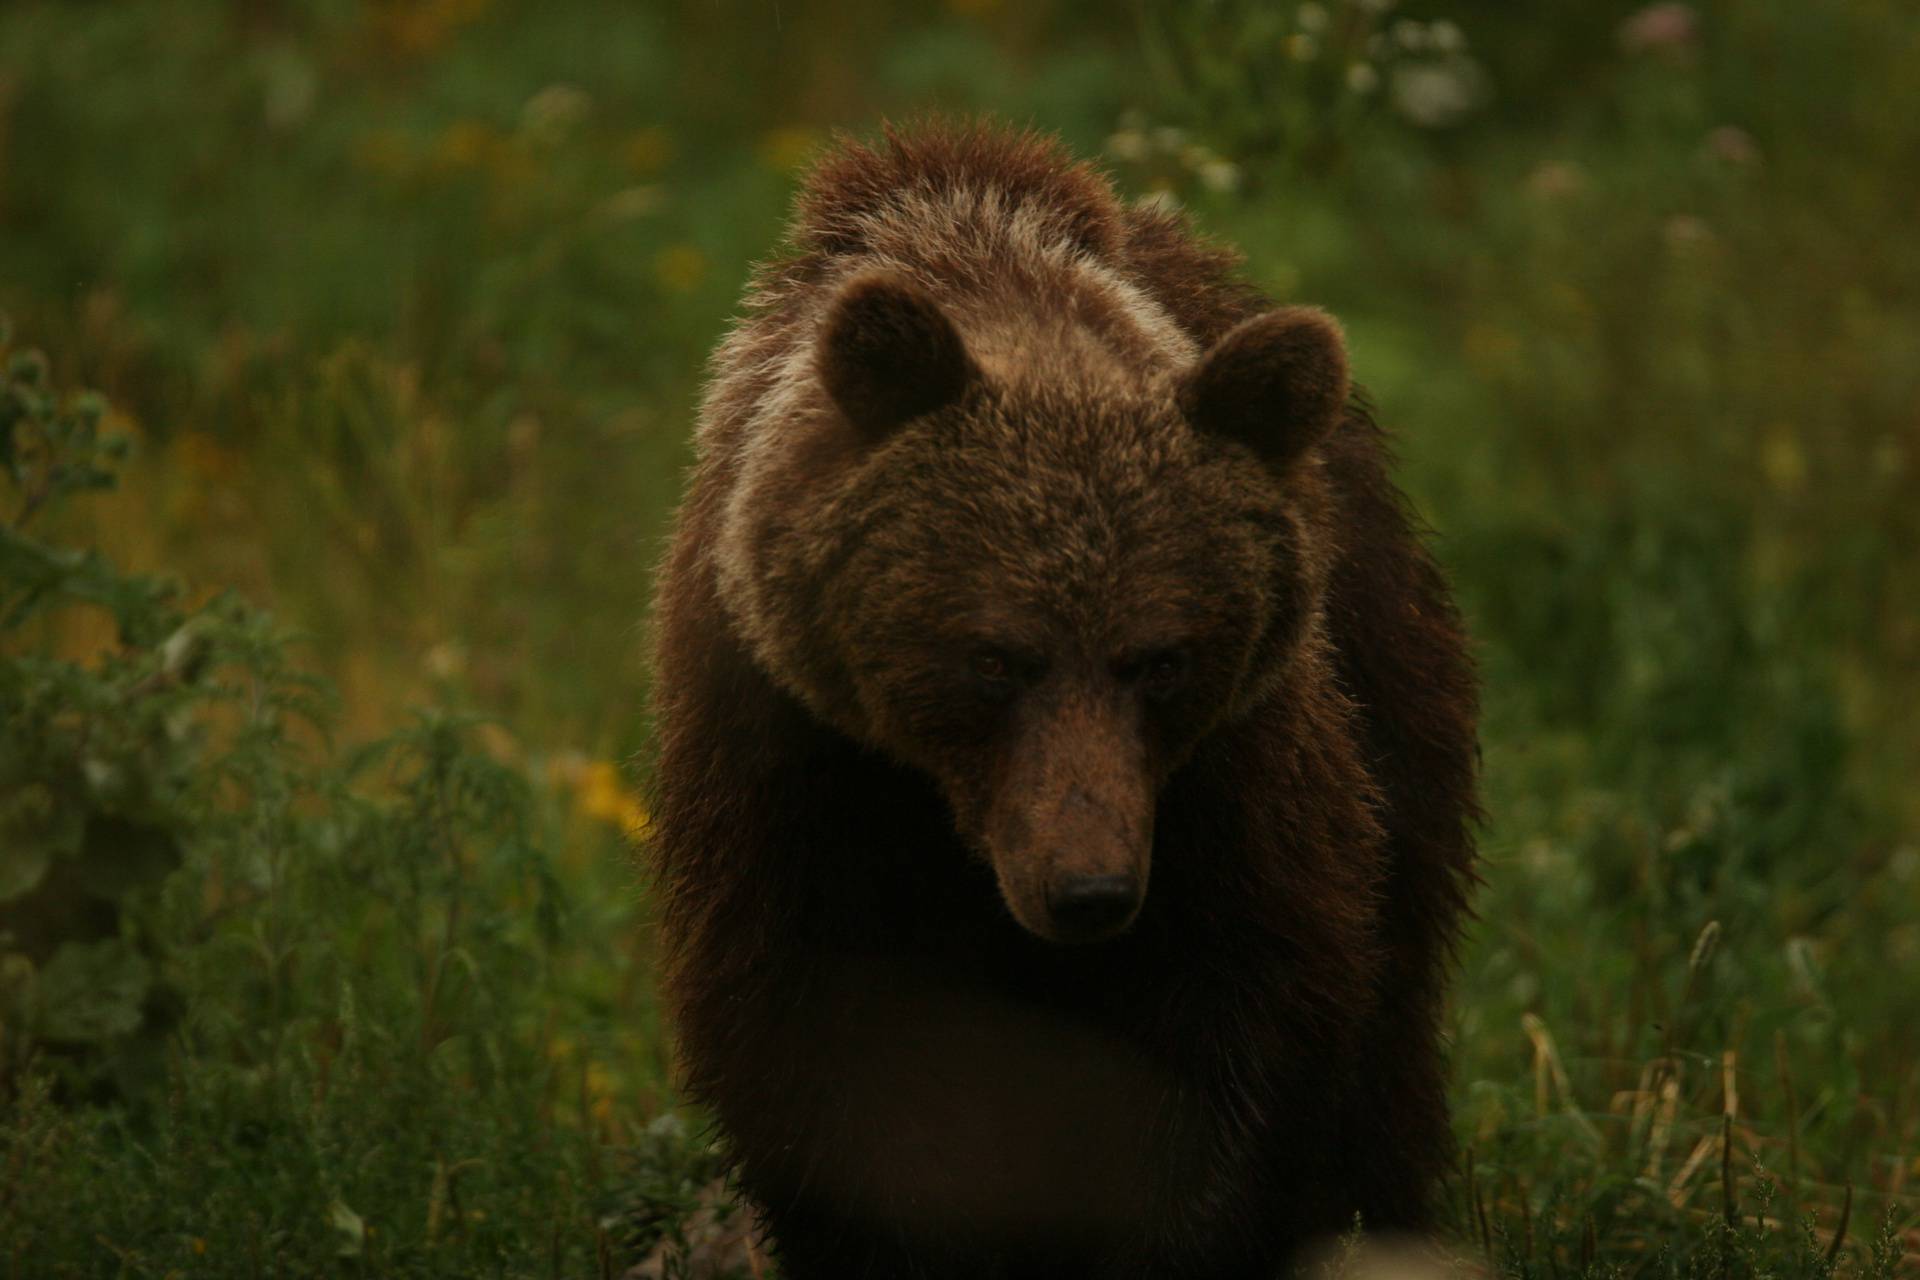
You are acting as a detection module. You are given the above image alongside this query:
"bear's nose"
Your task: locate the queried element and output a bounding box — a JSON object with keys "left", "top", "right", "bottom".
{"left": 1045, "top": 874, "right": 1141, "bottom": 943}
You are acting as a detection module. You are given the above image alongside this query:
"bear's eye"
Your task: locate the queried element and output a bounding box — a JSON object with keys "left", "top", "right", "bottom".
{"left": 967, "top": 646, "right": 1043, "bottom": 701}
{"left": 970, "top": 649, "right": 1016, "bottom": 689}
{"left": 1123, "top": 648, "right": 1190, "bottom": 700}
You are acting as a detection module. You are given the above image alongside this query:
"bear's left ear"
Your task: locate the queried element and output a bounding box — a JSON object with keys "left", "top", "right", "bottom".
{"left": 1179, "top": 306, "right": 1350, "bottom": 470}
{"left": 817, "top": 272, "right": 978, "bottom": 443}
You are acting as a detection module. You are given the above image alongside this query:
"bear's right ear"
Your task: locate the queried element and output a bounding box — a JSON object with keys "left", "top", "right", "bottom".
{"left": 1179, "top": 306, "right": 1350, "bottom": 471}
{"left": 817, "top": 273, "right": 977, "bottom": 442}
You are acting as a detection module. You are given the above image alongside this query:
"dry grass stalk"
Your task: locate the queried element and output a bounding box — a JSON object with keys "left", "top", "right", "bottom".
{"left": 1646, "top": 1075, "right": 1683, "bottom": 1180}
{"left": 1522, "top": 1014, "right": 1602, "bottom": 1143}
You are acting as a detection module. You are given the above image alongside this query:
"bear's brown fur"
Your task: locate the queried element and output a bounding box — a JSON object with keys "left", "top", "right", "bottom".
{"left": 646, "top": 120, "right": 1479, "bottom": 1279}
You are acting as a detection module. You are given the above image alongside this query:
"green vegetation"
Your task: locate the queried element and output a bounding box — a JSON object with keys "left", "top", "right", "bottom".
{"left": 1, "top": 1, "right": 1915, "bottom": 1275}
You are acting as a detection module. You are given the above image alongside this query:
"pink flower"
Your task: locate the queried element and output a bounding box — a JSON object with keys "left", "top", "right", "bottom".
{"left": 1703, "top": 125, "right": 1762, "bottom": 167}
{"left": 1618, "top": 3, "right": 1699, "bottom": 56}
{"left": 1525, "top": 161, "right": 1586, "bottom": 201}
{"left": 1663, "top": 214, "right": 1714, "bottom": 254}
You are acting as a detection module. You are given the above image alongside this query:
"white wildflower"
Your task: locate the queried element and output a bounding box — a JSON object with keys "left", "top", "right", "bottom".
{"left": 521, "top": 83, "right": 591, "bottom": 143}
{"left": 1388, "top": 56, "right": 1487, "bottom": 127}
{"left": 1105, "top": 129, "right": 1151, "bottom": 163}
{"left": 1197, "top": 159, "right": 1242, "bottom": 193}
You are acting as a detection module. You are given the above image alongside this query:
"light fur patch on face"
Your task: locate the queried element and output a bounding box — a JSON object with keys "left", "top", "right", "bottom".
{"left": 706, "top": 337, "right": 823, "bottom": 657}
{"left": 861, "top": 186, "right": 1201, "bottom": 377}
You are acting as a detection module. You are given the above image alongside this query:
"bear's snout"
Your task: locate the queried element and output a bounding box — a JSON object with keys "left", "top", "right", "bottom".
{"left": 1045, "top": 873, "right": 1141, "bottom": 943}
{"left": 979, "top": 700, "right": 1154, "bottom": 945}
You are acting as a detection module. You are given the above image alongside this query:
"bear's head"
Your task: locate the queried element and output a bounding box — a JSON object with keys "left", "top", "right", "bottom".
{"left": 719, "top": 272, "right": 1350, "bottom": 944}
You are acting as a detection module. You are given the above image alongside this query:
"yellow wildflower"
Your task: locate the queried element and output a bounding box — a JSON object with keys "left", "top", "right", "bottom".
{"left": 624, "top": 127, "right": 674, "bottom": 176}
{"left": 1462, "top": 323, "right": 1521, "bottom": 375}
{"left": 173, "top": 431, "right": 241, "bottom": 483}
{"left": 473, "top": 721, "right": 519, "bottom": 766}
{"left": 354, "top": 129, "right": 415, "bottom": 179}
{"left": 758, "top": 126, "right": 819, "bottom": 174}
{"left": 653, "top": 245, "right": 707, "bottom": 295}
{"left": 1547, "top": 281, "right": 1593, "bottom": 319}
{"left": 575, "top": 760, "right": 649, "bottom": 834}
{"left": 371, "top": 0, "right": 491, "bottom": 59}
{"left": 102, "top": 404, "right": 142, "bottom": 441}
{"left": 597, "top": 186, "right": 663, "bottom": 223}
{"left": 1760, "top": 427, "right": 1807, "bottom": 492}
{"left": 435, "top": 119, "right": 496, "bottom": 171}
{"left": 483, "top": 139, "right": 537, "bottom": 196}
{"left": 586, "top": 1060, "right": 618, "bottom": 1124}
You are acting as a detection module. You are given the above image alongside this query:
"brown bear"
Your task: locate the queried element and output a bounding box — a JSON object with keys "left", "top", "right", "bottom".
{"left": 646, "top": 120, "right": 1478, "bottom": 1280}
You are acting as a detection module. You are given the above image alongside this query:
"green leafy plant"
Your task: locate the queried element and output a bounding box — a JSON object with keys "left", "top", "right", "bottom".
{"left": 0, "top": 324, "right": 722, "bottom": 1276}
{"left": 1, "top": 323, "right": 208, "bottom": 1096}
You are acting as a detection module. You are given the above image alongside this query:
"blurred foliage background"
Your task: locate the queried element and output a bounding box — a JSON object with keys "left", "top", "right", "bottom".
{"left": 0, "top": 0, "right": 1916, "bottom": 1275}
